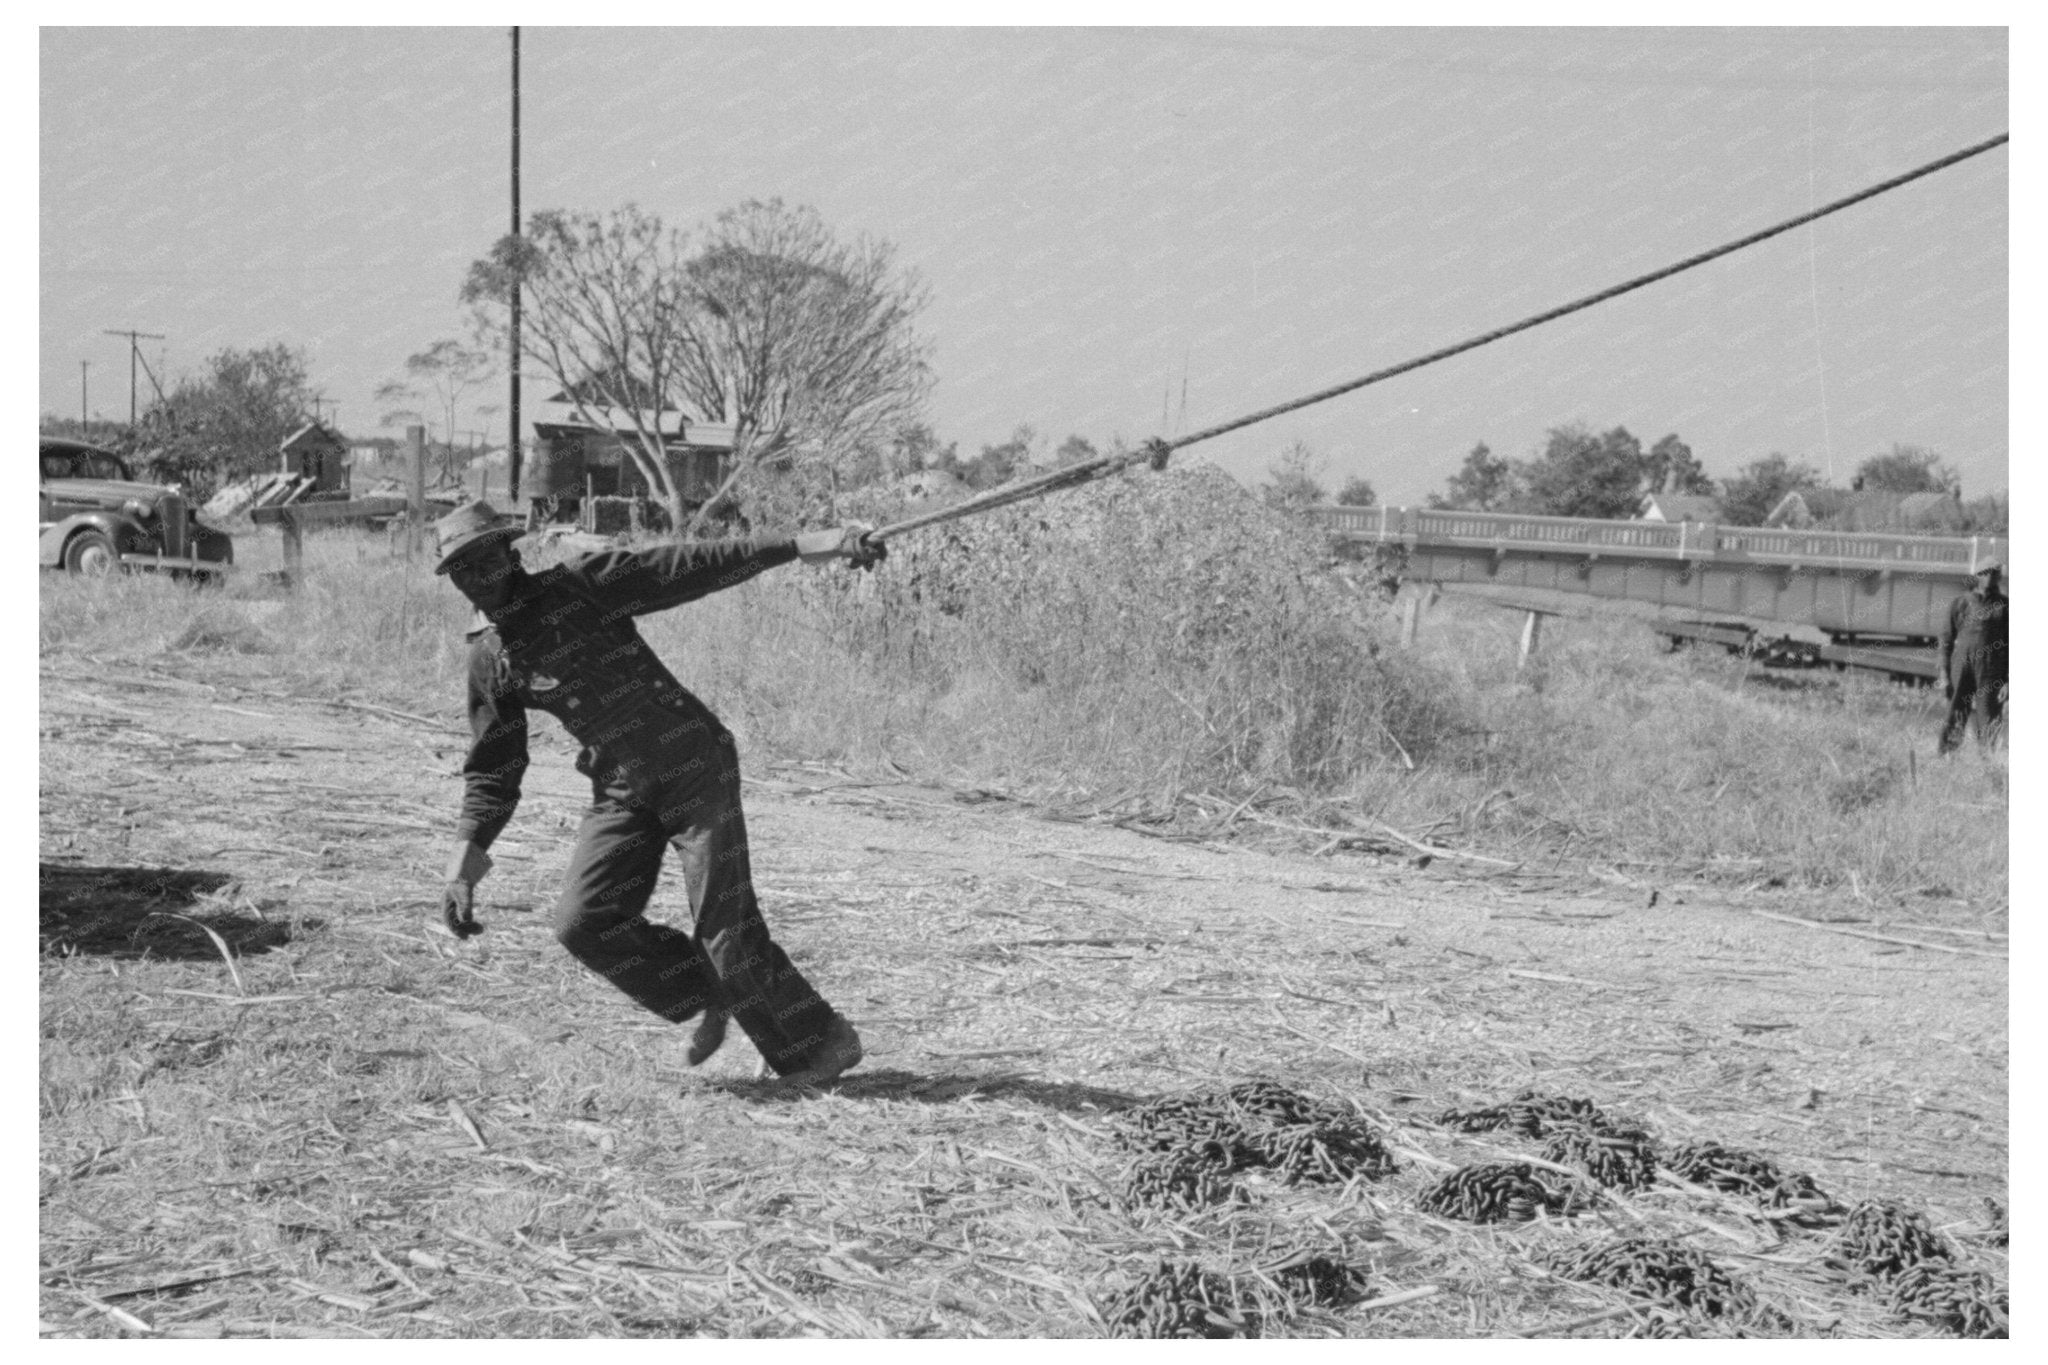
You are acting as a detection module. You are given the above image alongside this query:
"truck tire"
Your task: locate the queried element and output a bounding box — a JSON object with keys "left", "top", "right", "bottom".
{"left": 63, "top": 529, "right": 119, "bottom": 576}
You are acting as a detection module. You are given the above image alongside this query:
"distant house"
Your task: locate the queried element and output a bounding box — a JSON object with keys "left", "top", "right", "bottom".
{"left": 1637, "top": 492, "right": 1720, "bottom": 523}
{"left": 527, "top": 393, "right": 737, "bottom": 507}
{"left": 347, "top": 443, "right": 391, "bottom": 478}
{"left": 279, "top": 422, "right": 350, "bottom": 494}
{"left": 1764, "top": 490, "right": 1965, "bottom": 533}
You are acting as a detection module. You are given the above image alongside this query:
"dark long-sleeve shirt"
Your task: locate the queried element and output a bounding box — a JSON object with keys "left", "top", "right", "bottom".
{"left": 454, "top": 535, "right": 800, "bottom": 848}
{"left": 1939, "top": 585, "right": 2008, "bottom": 679}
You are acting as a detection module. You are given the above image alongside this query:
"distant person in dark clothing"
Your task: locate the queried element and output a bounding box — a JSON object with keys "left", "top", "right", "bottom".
{"left": 431, "top": 500, "right": 884, "bottom": 1084}
{"left": 1938, "top": 562, "right": 2006, "bottom": 754}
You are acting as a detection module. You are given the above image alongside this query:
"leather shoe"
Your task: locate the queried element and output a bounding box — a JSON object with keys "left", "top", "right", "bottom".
{"left": 782, "top": 1015, "right": 863, "bottom": 1086}
{"left": 685, "top": 1009, "right": 728, "bottom": 1067}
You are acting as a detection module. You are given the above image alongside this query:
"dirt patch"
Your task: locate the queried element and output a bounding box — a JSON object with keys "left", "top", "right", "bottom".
{"left": 37, "top": 652, "right": 2006, "bottom": 1338}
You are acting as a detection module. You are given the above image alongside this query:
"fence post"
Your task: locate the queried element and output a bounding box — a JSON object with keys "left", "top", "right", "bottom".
{"left": 406, "top": 425, "right": 427, "bottom": 561}
{"left": 1518, "top": 609, "right": 1545, "bottom": 665}
{"left": 281, "top": 506, "right": 303, "bottom": 584}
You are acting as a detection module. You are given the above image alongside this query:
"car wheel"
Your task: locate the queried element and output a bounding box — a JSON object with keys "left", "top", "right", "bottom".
{"left": 63, "top": 529, "right": 120, "bottom": 576}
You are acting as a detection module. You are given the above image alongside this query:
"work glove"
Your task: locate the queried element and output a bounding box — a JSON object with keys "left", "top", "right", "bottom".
{"left": 439, "top": 842, "right": 494, "bottom": 939}
{"left": 796, "top": 524, "right": 887, "bottom": 570}
{"left": 850, "top": 529, "right": 887, "bottom": 571}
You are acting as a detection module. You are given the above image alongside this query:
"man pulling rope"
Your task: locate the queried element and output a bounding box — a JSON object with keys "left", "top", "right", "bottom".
{"left": 433, "top": 501, "right": 883, "bottom": 1085}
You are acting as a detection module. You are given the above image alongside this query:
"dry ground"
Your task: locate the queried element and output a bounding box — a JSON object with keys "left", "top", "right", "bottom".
{"left": 38, "top": 647, "right": 2008, "bottom": 1338}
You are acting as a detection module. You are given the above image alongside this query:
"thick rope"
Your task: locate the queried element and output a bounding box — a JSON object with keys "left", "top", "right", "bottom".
{"left": 871, "top": 131, "right": 2007, "bottom": 545}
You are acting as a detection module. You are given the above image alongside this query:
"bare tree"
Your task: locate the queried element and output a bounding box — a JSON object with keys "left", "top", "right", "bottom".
{"left": 375, "top": 339, "right": 497, "bottom": 483}
{"left": 674, "top": 199, "right": 932, "bottom": 530}
{"left": 463, "top": 199, "right": 931, "bottom": 532}
{"left": 463, "top": 207, "right": 700, "bottom": 524}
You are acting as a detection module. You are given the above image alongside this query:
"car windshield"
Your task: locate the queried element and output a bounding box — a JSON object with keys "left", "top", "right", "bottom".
{"left": 42, "top": 448, "right": 130, "bottom": 481}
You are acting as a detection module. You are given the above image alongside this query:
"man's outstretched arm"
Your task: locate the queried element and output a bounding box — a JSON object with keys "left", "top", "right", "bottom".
{"left": 570, "top": 527, "right": 881, "bottom": 617}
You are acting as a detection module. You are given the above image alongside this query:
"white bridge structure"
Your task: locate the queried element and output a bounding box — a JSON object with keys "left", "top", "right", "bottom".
{"left": 1302, "top": 505, "right": 2007, "bottom": 681}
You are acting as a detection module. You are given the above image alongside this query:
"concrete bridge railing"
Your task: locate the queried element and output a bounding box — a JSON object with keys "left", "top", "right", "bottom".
{"left": 1303, "top": 506, "right": 2005, "bottom": 578}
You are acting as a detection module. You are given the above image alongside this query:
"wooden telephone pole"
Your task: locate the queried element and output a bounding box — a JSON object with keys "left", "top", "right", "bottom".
{"left": 103, "top": 328, "right": 165, "bottom": 428}
{"left": 507, "top": 25, "right": 522, "bottom": 506}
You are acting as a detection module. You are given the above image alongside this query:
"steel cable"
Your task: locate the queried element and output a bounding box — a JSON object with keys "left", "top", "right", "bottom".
{"left": 870, "top": 131, "right": 2006, "bottom": 547}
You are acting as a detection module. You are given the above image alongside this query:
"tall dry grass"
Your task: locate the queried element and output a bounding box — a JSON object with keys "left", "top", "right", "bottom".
{"left": 38, "top": 531, "right": 474, "bottom": 705}
{"left": 1380, "top": 599, "right": 2006, "bottom": 904}
{"left": 37, "top": 469, "right": 2006, "bottom": 909}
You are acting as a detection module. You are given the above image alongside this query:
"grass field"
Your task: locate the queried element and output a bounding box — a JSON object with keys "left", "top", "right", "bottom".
{"left": 38, "top": 484, "right": 2008, "bottom": 1339}
{"left": 38, "top": 478, "right": 2010, "bottom": 912}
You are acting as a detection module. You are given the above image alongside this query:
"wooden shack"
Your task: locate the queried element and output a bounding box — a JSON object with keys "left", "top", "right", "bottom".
{"left": 527, "top": 399, "right": 737, "bottom": 515}
{"left": 279, "top": 422, "right": 350, "bottom": 495}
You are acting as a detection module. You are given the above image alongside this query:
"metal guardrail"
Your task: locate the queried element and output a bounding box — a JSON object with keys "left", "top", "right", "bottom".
{"left": 1302, "top": 506, "right": 2006, "bottom": 575}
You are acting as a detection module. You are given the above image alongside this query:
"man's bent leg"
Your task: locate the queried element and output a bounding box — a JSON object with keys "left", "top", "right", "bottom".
{"left": 658, "top": 733, "right": 841, "bottom": 1076}
{"left": 554, "top": 800, "right": 721, "bottom": 1023}
{"left": 1975, "top": 655, "right": 2007, "bottom": 750}
{"left": 1939, "top": 661, "right": 1978, "bottom": 755}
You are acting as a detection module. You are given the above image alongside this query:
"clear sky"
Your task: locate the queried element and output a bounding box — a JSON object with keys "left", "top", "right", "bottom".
{"left": 40, "top": 26, "right": 2008, "bottom": 506}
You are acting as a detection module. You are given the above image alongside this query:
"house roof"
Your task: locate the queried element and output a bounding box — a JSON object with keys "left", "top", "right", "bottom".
{"left": 280, "top": 421, "right": 346, "bottom": 453}
{"left": 1765, "top": 489, "right": 1965, "bottom": 530}
{"left": 1637, "top": 492, "right": 1720, "bottom": 522}
{"left": 530, "top": 397, "right": 735, "bottom": 450}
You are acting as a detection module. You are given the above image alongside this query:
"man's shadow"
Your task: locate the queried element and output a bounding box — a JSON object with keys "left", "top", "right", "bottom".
{"left": 39, "top": 863, "right": 308, "bottom": 960}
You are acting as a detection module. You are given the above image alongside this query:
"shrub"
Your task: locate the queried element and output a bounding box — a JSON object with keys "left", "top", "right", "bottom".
{"left": 787, "top": 465, "right": 1459, "bottom": 796}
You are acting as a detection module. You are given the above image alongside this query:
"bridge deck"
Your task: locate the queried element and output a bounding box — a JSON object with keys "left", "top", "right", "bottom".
{"left": 1305, "top": 506, "right": 2004, "bottom": 642}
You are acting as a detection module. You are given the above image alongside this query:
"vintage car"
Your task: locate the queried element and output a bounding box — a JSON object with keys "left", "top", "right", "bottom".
{"left": 38, "top": 436, "right": 234, "bottom": 576}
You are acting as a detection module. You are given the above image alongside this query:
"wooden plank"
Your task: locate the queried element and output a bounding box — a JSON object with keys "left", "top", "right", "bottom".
{"left": 250, "top": 497, "right": 411, "bottom": 526}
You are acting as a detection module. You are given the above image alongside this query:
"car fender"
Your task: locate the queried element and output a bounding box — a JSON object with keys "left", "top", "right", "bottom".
{"left": 39, "top": 510, "right": 141, "bottom": 567}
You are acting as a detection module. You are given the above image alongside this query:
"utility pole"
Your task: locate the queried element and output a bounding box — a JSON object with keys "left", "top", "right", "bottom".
{"left": 80, "top": 361, "right": 89, "bottom": 429}
{"left": 103, "top": 328, "right": 166, "bottom": 428}
{"left": 508, "top": 25, "right": 523, "bottom": 507}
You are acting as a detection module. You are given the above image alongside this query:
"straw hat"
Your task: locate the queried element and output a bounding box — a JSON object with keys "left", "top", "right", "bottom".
{"left": 432, "top": 500, "right": 521, "bottom": 575}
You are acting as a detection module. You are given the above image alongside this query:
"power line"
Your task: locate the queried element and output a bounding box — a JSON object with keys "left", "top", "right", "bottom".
{"left": 1167, "top": 132, "right": 2009, "bottom": 456}
{"left": 873, "top": 130, "right": 2010, "bottom": 545}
